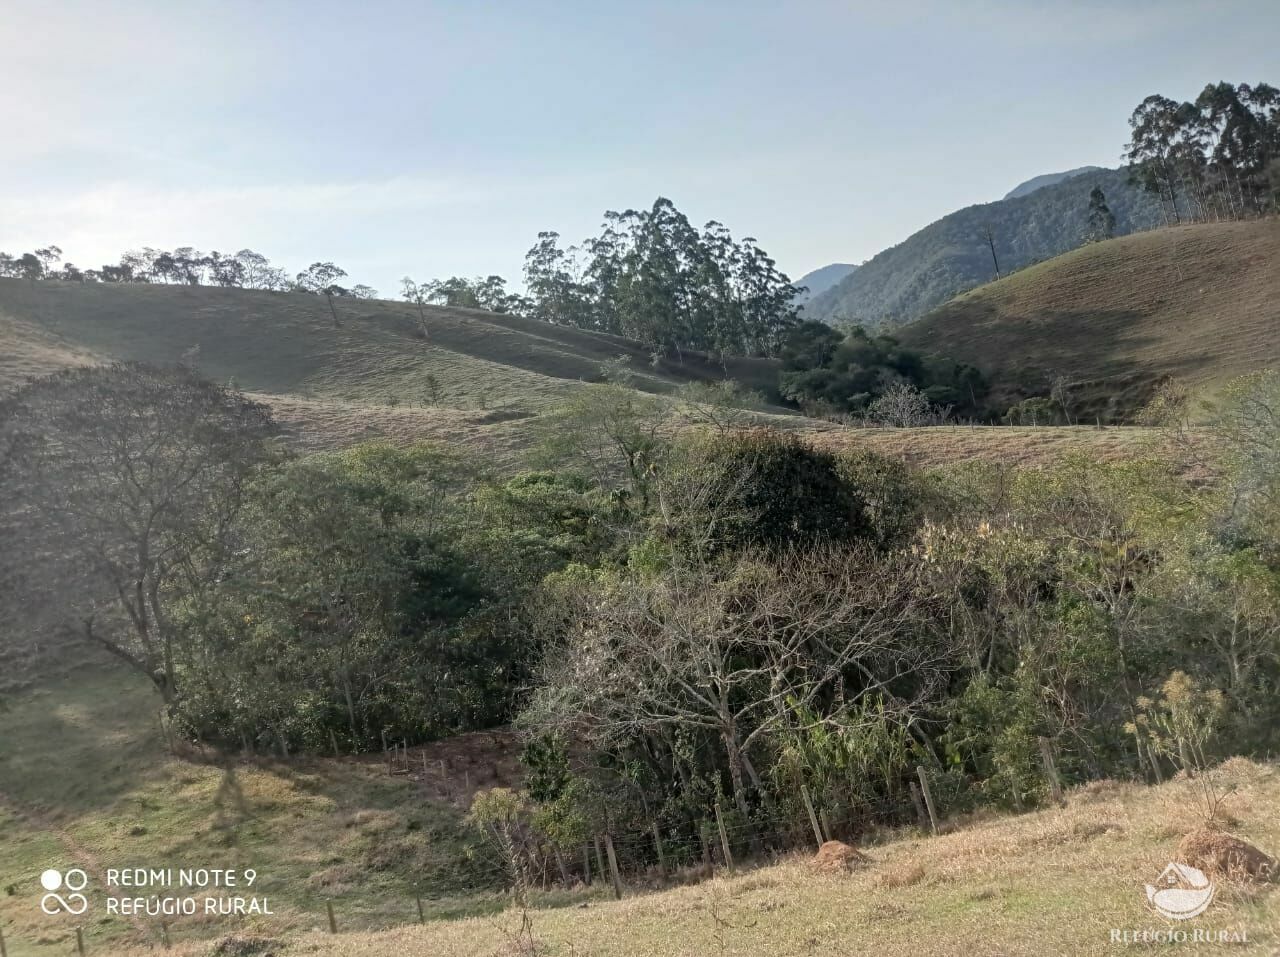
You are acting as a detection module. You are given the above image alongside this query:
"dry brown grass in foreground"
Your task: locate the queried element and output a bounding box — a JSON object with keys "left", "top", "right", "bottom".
{"left": 107, "top": 759, "right": 1279, "bottom": 957}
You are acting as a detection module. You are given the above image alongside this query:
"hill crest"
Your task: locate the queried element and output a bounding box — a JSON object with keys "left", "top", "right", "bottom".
{"left": 896, "top": 219, "right": 1280, "bottom": 418}
{"left": 805, "top": 166, "right": 1164, "bottom": 327}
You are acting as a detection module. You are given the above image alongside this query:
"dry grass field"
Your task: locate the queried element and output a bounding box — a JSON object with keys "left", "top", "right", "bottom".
{"left": 268, "top": 757, "right": 1280, "bottom": 956}
{"left": 899, "top": 219, "right": 1280, "bottom": 417}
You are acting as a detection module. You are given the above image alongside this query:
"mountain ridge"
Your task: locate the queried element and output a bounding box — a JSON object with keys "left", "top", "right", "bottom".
{"left": 804, "top": 166, "right": 1163, "bottom": 327}
{"left": 1003, "top": 165, "right": 1105, "bottom": 200}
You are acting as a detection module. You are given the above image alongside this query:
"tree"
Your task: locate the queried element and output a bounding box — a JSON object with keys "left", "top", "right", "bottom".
{"left": 34, "top": 246, "right": 63, "bottom": 275}
{"left": 536, "top": 371, "right": 668, "bottom": 509}
{"left": 528, "top": 548, "right": 951, "bottom": 817}
{"left": 236, "top": 249, "right": 290, "bottom": 291}
{"left": 295, "top": 261, "right": 349, "bottom": 326}
{"left": 1085, "top": 186, "right": 1116, "bottom": 241}
{"left": 522, "top": 198, "right": 800, "bottom": 357}
{"left": 207, "top": 250, "right": 246, "bottom": 287}
{"left": 401, "top": 277, "right": 431, "bottom": 337}
{"left": 16, "top": 253, "right": 44, "bottom": 281}
{"left": 1126, "top": 94, "right": 1186, "bottom": 224}
{"left": 0, "top": 364, "right": 278, "bottom": 705}
{"left": 867, "top": 382, "right": 939, "bottom": 427}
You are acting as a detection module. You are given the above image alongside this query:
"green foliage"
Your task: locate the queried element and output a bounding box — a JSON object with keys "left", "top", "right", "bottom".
{"left": 663, "top": 430, "right": 872, "bottom": 555}
{"left": 1125, "top": 81, "right": 1280, "bottom": 224}
{"left": 1085, "top": 186, "right": 1116, "bottom": 242}
{"left": 534, "top": 376, "right": 668, "bottom": 508}
{"left": 169, "top": 442, "right": 525, "bottom": 750}
{"left": 778, "top": 323, "right": 988, "bottom": 418}
{"left": 1129, "top": 672, "right": 1227, "bottom": 774}
{"left": 944, "top": 671, "right": 1045, "bottom": 808}
{"left": 835, "top": 448, "right": 927, "bottom": 549}
{"left": 523, "top": 198, "right": 800, "bottom": 357}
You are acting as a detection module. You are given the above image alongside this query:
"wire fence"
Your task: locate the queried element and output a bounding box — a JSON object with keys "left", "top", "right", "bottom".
{"left": 2, "top": 747, "right": 1073, "bottom": 953}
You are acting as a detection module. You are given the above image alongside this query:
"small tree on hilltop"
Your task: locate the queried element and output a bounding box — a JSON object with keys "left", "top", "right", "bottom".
{"left": 1086, "top": 186, "right": 1116, "bottom": 242}
{"left": 295, "top": 261, "right": 349, "bottom": 326}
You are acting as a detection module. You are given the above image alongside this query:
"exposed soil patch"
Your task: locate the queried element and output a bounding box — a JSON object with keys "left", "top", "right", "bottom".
{"left": 813, "top": 840, "right": 869, "bottom": 874}
{"left": 1177, "top": 829, "right": 1276, "bottom": 882}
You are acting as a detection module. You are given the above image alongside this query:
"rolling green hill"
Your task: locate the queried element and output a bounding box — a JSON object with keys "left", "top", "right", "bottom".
{"left": 0, "top": 279, "right": 797, "bottom": 461}
{"left": 805, "top": 167, "right": 1166, "bottom": 327}
{"left": 896, "top": 219, "right": 1280, "bottom": 419}
{"left": 0, "top": 279, "right": 780, "bottom": 405}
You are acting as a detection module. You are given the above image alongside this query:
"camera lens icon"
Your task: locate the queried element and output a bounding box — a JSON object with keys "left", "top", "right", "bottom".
{"left": 40, "top": 867, "right": 89, "bottom": 915}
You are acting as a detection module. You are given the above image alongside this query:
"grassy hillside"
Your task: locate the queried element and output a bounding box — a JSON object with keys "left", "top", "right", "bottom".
{"left": 0, "top": 279, "right": 780, "bottom": 407}
{"left": 897, "top": 219, "right": 1280, "bottom": 419}
{"left": 0, "top": 277, "right": 1181, "bottom": 467}
{"left": 805, "top": 166, "right": 1166, "bottom": 326}
{"left": 0, "top": 668, "right": 566, "bottom": 956}
{"left": 267, "top": 762, "right": 1280, "bottom": 956}
{"left": 3, "top": 669, "right": 1274, "bottom": 956}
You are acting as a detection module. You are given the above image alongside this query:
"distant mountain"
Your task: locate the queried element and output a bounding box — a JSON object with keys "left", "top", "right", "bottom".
{"left": 793, "top": 263, "right": 857, "bottom": 304}
{"left": 1003, "top": 166, "right": 1105, "bottom": 200}
{"left": 804, "top": 166, "right": 1164, "bottom": 327}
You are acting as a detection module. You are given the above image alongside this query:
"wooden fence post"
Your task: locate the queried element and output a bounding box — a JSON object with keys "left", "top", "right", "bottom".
{"left": 582, "top": 843, "right": 592, "bottom": 886}
{"left": 415, "top": 885, "right": 425, "bottom": 923}
{"left": 326, "top": 900, "right": 338, "bottom": 934}
{"left": 915, "top": 766, "right": 939, "bottom": 835}
{"left": 700, "top": 822, "right": 714, "bottom": 876}
{"left": 651, "top": 822, "right": 667, "bottom": 876}
{"left": 161, "top": 921, "right": 172, "bottom": 948}
{"left": 1038, "top": 737, "right": 1065, "bottom": 805}
{"left": 604, "top": 834, "right": 624, "bottom": 900}
{"left": 714, "top": 802, "right": 735, "bottom": 874}
{"left": 909, "top": 780, "right": 928, "bottom": 831}
{"left": 819, "top": 808, "right": 834, "bottom": 844}
{"left": 799, "top": 784, "right": 824, "bottom": 849}
{"left": 1, "top": 923, "right": 8, "bottom": 957}
{"left": 593, "top": 837, "right": 606, "bottom": 886}
{"left": 330, "top": 729, "right": 340, "bottom": 758}
{"left": 75, "top": 928, "right": 85, "bottom": 955}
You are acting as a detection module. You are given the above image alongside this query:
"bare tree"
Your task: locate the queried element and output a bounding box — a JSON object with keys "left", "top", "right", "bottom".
{"left": 867, "top": 382, "right": 939, "bottom": 427}
{"left": 528, "top": 548, "right": 952, "bottom": 817}
{"left": 401, "top": 277, "right": 432, "bottom": 338}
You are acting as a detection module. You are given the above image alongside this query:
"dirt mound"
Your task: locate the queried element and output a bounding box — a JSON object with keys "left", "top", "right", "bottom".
{"left": 1177, "top": 830, "right": 1276, "bottom": 882}
{"left": 813, "top": 840, "right": 869, "bottom": 873}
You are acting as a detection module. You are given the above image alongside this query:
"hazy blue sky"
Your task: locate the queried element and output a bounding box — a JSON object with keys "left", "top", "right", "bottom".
{"left": 3, "top": 0, "right": 1277, "bottom": 293}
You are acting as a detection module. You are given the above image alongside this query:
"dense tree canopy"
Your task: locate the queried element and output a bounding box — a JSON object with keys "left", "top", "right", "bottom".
{"left": 1125, "top": 81, "right": 1280, "bottom": 223}
{"left": 777, "top": 321, "right": 989, "bottom": 419}
{"left": 523, "top": 198, "right": 801, "bottom": 357}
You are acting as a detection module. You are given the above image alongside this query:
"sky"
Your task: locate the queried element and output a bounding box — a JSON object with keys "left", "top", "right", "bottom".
{"left": 2, "top": 0, "right": 1278, "bottom": 293}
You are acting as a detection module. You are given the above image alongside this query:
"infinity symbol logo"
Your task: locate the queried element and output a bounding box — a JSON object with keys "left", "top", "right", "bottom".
{"left": 39, "top": 868, "right": 90, "bottom": 915}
